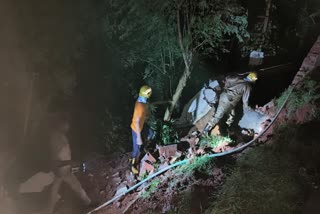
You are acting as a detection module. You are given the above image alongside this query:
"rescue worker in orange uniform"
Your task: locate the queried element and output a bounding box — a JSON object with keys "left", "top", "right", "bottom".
{"left": 130, "top": 85, "right": 152, "bottom": 174}
{"left": 203, "top": 72, "right": 258, "bottom": 135}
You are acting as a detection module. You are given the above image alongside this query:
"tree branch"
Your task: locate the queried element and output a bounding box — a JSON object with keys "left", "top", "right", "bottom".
{"left": 137, "top": 57, "right": 163, "bottom": 73}
{"left": 262, "top": 0, "right": 272, "bottom": 34}
{"left": 177, "top": 8, "right": 189, "bottom": 68}
{"left": 193, "top": 39, "right": 207, "bottom": 52}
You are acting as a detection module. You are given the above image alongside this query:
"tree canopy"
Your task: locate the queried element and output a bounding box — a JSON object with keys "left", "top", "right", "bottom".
{"left": 103, "top": 0, "right": 250, "bottom": 119}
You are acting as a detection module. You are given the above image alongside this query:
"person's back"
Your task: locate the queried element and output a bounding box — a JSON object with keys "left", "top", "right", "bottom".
{"left": 223, "top": 75, "right": 251, "bottom": 108}
{"left": 46, "top": 116, "right": 91, "bottom": 214}
{"left": 49, "top": 128, "right": 71, "bottom": 162}
{"left": 202, "top": 72, "right": 258, "bottom": 135}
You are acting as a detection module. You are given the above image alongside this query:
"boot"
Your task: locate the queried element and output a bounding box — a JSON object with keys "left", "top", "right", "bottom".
{"left": 130, "top": 158, "right": 139, "bottom": 175}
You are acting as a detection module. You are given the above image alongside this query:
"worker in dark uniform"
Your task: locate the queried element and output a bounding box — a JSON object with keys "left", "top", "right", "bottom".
{"left": 203, "top": 72, "right": 258, "bottom": 135}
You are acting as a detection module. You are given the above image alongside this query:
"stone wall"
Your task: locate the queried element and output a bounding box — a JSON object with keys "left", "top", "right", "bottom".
{"left": 292, "top": 35, "right": 320, "bottom": 86}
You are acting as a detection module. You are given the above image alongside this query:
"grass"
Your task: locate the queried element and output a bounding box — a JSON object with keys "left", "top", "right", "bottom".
{"left": 140, "top": 177, "right": 161, "bottom": 199}
{"left": 204, "top": 123, "right": 309, "bottom": 214}
{"left": 172, "top": 191, "right": 193, "bottom": 214}
{"left": 180, "top": 156, "right": 215, "bottom": 176}
{"left": 200, "top": 134, "right": 233, "bottom": 149}
{"left": 276, "top": 79, "right": 320, "bottom": 117}
{"left": 205, "top": 146, "right": 304, "bottom": 214}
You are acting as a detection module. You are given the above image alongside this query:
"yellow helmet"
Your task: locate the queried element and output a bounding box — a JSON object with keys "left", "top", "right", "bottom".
{"left": 246, "top": 72, "right": 258, "bottom": 82}
{"left": 139, "top": 85, "right": 152, "bottom": 98}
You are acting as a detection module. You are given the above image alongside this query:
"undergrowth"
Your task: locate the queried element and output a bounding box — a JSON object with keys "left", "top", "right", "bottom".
{"left": 205, "top": 146, "right": 304, "bottom": 214}
{"left": 178, "top": 156, "right": 215, "bottom": 178}
{"left": 151, "top": 120, "right": 179, "bottom": 145}
{"left": 200, "top": 135, "right": 233, "bottom": 148}
{"left": 141, "top": 177, "right": 161, "bottom": 199}
{"left": 276, "top": 79, "right": 320, "bottom": 117}
{"left": 204, "top": 123, "right": 309, "bottom": 214}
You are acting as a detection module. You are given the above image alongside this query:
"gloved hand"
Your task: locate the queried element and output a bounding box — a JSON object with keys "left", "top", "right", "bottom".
{"left": 137, "top": 136, "right": 143, "bottom": 145}
{"left": 226, "top": 114, "right": 234, "bottom": 127}
{"left": 243, "top": 105, "right": 253, "bottom": 111}
{"left": 202, "top": 122, "right": 213, "bottom": 135}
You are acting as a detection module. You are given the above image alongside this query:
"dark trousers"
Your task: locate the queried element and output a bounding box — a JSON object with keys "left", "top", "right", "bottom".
{"left": 131, "top": 128, "right": 154, "bottom": 159}
{"left": 131, "top": 129, "right": 141, "bottom": 159}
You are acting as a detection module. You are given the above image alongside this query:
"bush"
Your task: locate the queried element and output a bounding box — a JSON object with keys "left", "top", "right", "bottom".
{"left": 151, "top": 120, "right": 179, "bottom": 145}
{"left": 179, "top": 156, "right": 215, "bottom": 177}
{"left": 140, "top": 178, "right": 161, "bottom": 199}
{"left": 276, "top": 79, "right": 320, "bottom": 117}
{"left": 200, "top": 135, "right": 233, "bottom": 149}
{"left": 205, "top": 145, "right": 304, "bottom": 214}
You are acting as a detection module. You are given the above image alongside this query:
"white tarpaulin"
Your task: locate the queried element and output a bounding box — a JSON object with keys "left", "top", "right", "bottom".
{"left": 174, "top": 80, "right": 219, "bottom": 127}
{"left": 239, "top": 108, "right": 270, "bottom": 133}
{"left": 188, "top": 80, "right": 219, "bottom": 124}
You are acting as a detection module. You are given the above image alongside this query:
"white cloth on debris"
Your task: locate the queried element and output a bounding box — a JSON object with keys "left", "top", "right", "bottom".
{"left": 188, "top": 80, "right": 219, "bottom": 124}
{"left": 239, "top": 108, "right": 270, "bottom": 133}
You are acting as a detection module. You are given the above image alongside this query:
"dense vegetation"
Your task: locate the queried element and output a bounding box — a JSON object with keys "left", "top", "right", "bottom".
{"left": 4, "top": 0, "right": 320, "bottom": 161}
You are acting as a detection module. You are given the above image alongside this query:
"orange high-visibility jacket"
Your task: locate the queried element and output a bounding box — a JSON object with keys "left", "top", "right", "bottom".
{"left": 130, "top": 101, "right": 147, "bottom": 133}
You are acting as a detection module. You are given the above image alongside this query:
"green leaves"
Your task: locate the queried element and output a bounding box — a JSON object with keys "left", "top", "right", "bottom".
{"left": 103, "top": 0, "right": 249, "bottom": 101}
{"left": 276, "top": 79, "right": 320, "bottom": 117}
{"left": 160, "top": 122, "right": 179, "bottom": 145}
{"left": 200, "top": 135, "right": 233, "bottom": 149}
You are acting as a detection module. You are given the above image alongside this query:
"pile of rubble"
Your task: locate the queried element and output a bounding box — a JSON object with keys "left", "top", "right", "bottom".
{"left": 138, "top": 144, "right": 182, "bottom": 178}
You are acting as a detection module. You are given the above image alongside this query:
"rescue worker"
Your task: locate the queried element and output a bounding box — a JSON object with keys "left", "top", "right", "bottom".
{"left": 130, "top": 85, "right": 152, "bottom": 174}
{"left": 46, "top": 116, "right": 91, "bottom": 213}
{"left": 203, "top": 72, "right": 258, "bottom": 135}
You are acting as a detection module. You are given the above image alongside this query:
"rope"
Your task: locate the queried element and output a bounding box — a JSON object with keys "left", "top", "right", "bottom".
{"left": 87, "top": 85, "right": 295, "bottom": 214}
{"left": 237, "top": 63, "right": 293, "bottom": 75}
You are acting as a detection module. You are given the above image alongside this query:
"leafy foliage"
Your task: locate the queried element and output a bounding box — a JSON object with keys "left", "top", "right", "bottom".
{"left": 140, "top": 178, "right": 161, "bottom": 199}
{"left": 200, "top": 134, "right": 233, "bottom": 148}
{"left": 180, "top": 156, "right": 215, "bottom": 176}
{"left": 103, "top": 0, "right": 250, "bottom": 100}
{"left": 191, "top": 1, "right": 250, "bottom": 59}
{"left": 276, "top": 79, "right": 320, "bottom": 116}
{"left": 151, "top": 120, "right": 179, "bottom": 145}
{"left": 241, "top": 21, "right": 279, "bottom": 56}
{"left": 205, "top": 146, "right": 304, "bottom": 214}
{"left": 101, "top": 109, "right": 128, "bottom": 153}
{"left": 103, "top": 0, "right": 180, "bottom": 99}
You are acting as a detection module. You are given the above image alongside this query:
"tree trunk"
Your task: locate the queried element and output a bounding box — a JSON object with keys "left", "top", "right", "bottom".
{"left": 163, "top": 7, "right": 193, "bottom": 121}
{"left": 163, "top": 64, "right": 191, "bottom": 121}
{"left": 262, "top": 0, "right": 272, "bottom": 34}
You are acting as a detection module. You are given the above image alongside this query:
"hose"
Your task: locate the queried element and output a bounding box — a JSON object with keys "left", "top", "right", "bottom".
{"left": 87, "top": 85, "right": 295, "bottom": 214}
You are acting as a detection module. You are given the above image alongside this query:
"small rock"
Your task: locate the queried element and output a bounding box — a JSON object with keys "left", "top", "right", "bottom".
{"left": 112, "top": 172, "right": 119, "bottom": 177}
{"left": 116, "top": 202, "right": 121, "bottom": 208}
{"left": 114, "top": 184, "right": 128, "bottom": 197}
{"left": 175, "top": 151, "right": 182, "bottom": 157}
{"left": 169, "top": 156, "right": 178, "bottom": 164}
{"left": 139, "top": 161, "right": 155, "bottom": 177}
{"left": 159, "top": 162, "right": 169, "bottom": 171}
{"left": 141, "top": 153, "right": 156, "bottom": 163}
{"left": 137, "top": 182, "right": 148, "bottom": 192}
{"left": 112, "top": 177, "right": 122, "bottom": 185}
{"left": 158, "top": 144, "right": 177, "bottom": 159}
